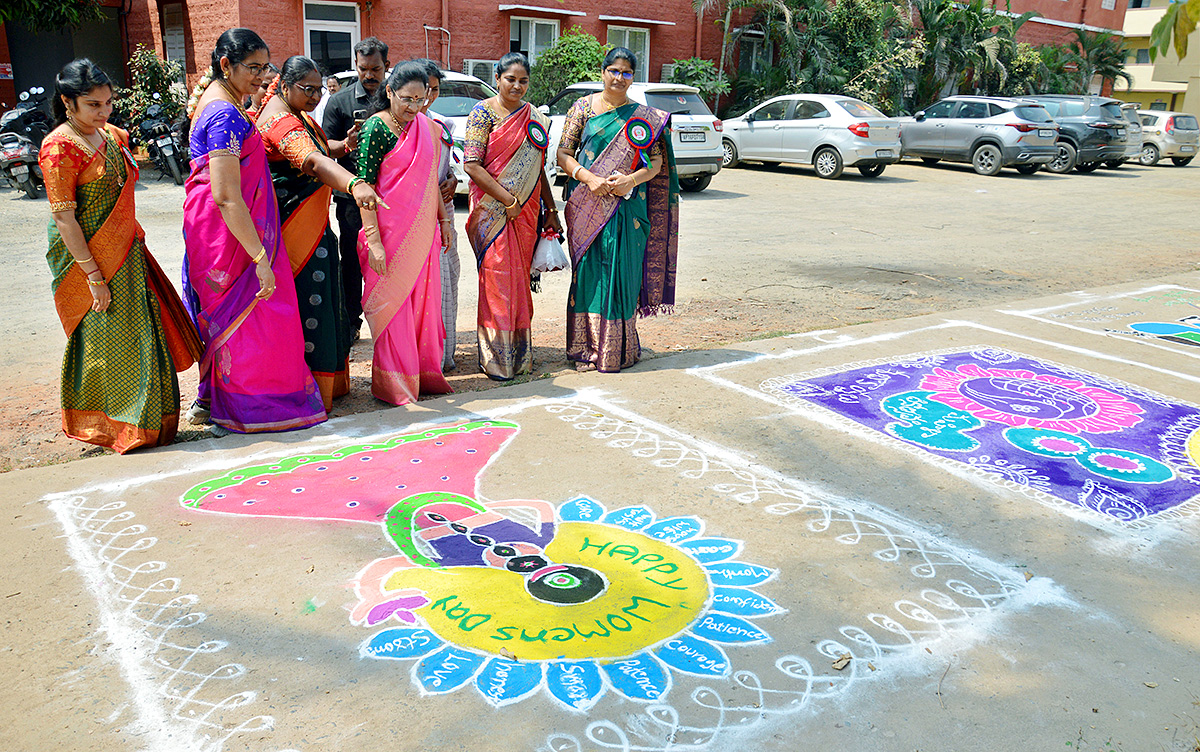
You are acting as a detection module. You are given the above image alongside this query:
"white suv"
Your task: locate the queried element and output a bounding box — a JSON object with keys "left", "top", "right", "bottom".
{"left": 540, "top": 82, "right": 724, "bottom": 192}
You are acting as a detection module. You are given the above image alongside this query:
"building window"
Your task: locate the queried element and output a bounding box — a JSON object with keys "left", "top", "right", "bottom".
{"left": 1128, "top": 0, "right": 1151, "bottom": 7}
{"left": 736, "top": 30, "right": 772, "bottom": 74}
{"left": 607, "top": 26, "right": 650, "bottom": 82}
{"left": 304, "top": 1, "right": 359, "bottom": 76}
{"left": 510, "top": 18, "right": 558, "bottom": 67}
{"left": 1135, "top": 48, "right": 1151, "bottom": 64}
{"left": 162, "top": 3, "right": 186, "bottom": 77}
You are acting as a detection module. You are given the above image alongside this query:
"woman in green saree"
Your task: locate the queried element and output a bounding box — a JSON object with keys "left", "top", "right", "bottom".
{"left": 555, "top": 47, "right": 679, "bottom": 373}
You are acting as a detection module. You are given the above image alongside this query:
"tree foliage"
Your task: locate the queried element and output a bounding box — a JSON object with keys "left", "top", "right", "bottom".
{"left": 667, "top": 57, "right": 731, "bottom": 99}
{"left": 1149, "top": 0, "right": 1200, "bottom": 61}
{"left": 113, "top": 45, "right": 186, "bottom": 125}
{"left": 0, "top": 0, "right": 104, "bottom": 33}
{"left": 527, "top": 27, "right": 609, "bottom": 106}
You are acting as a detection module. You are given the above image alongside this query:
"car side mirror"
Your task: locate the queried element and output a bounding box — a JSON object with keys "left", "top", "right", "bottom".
{"left": 914, "top": 111, "right": 925, "bottom": 121}
{"left": 538, "top": 104, "right": 549, "bottom": 115}
{"left": 745, "top": 112, "right": 756, "bottom": 122}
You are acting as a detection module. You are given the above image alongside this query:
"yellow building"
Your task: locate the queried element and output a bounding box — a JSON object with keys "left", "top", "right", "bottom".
{"left": 1122, "top": 0, "right": 1198, "bottom": 115}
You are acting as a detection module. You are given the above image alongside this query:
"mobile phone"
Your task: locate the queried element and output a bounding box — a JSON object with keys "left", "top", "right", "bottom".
{"left": 353, "top": 109, "right": 367, "bottom": 128}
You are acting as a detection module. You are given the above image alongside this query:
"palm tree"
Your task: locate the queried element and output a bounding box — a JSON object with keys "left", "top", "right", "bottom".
{"left": 1069, "top": 29, "right": 1133, "bottom": 94}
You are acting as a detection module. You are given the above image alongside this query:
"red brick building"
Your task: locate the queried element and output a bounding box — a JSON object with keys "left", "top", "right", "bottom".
{"left": 1, "top": 0, "right": 1129, "bottom": 112}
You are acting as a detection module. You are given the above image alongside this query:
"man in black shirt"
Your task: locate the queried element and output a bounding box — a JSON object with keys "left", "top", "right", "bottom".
{"left": 323, "top": 36, "right": 389, "bottom": 340}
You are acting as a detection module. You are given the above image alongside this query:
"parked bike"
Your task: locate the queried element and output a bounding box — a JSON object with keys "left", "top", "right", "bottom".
{"left": 0, "top": 87, "right": 52, "bottom": 148}
{"left": 0, "top": 130, "right": 43, "bottom": 199}
{"left": 137, "top": 103, "right": 186, "bottom": 185}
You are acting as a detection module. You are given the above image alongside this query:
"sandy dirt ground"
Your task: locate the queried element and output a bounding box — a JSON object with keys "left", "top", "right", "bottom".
{"left": 1, "top": 158, "right": 1196, "bottom": 471}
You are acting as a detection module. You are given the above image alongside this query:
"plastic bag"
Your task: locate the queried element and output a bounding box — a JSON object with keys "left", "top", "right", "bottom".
{"left": 531, "top": 230, "right": 569, "bottom": 273}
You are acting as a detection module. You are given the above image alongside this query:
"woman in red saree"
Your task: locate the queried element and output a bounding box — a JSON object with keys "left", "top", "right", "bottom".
{"left": 40, "top": 59, "right": 201, "bottom": 453}
{"left": 256, "top": 55, "right": 380, "bottom": 411}
{"left": 463, "top": 52, "right": 562, "bottom": 380}
{"left": 355, "top": 62, "right": 453, "bottom": 405}
{"left": 182, "top": 29, "right": 327, "bottom": 434}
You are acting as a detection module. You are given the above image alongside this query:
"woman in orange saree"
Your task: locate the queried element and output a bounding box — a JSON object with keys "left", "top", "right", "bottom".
{"left": 463, "top": 53, "right": 561, "bottom": 380}
{"left": 40, "top": 59, "right": 201, "bottom": 453}
{"left": 355, "top": 62, "right": 453, "bottom": 405}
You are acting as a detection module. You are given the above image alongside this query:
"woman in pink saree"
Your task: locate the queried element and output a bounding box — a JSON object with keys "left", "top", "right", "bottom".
{"left": 463, "top": 53, "right": 561, "bottom": 380}
{"left": 182, "top": 29, "right": 326, "bottom": 434}
{"left": 356, "top": 62, "right": 453, "bottom": 405}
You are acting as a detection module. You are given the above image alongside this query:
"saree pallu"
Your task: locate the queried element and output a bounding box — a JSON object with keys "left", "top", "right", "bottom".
{"left": 465, "top": 103, "right": 548, "bottom": 380}
{"left": 261, "top": 112, "right": 351, "bottom": 410}
{"left": 43, "top": 134, "right": 201, "bottom": 453}
{"left": 182, "top": 107, "right": 326, "bottom": 433}
{"left": 356, "top": 113, "right": 452, "bottom": 405}
{"left": 564, "top": 103, "right": 679, "bottom": 373}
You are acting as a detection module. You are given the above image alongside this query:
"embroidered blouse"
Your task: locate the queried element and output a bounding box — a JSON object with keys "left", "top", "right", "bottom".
{"left": 461, "top": 101, "right": 509, "bottom": 164}
{"left": 356, "top": 115, "right": 399, "bottom": 185}
{"left": 40, "top": 132, "right": 118, "bottom": 213}
{"left": 259, "top": 111, "right": 328, "bottom": 170}
{"left": 189, "top": 100, "right": 255, "bottom": 160}
{"left": 560, "top": 95, "right": 666, "bottom": 159}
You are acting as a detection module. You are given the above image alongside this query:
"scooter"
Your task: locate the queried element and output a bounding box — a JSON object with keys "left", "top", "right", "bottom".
{"left": 137, "top": 103, "right": 186, "bottom": 185}
{"left": 0, "top": 131, "right": 43, "bottom": 199}
{"left": 0, "top": 87, "right": 52, "bottom": 148}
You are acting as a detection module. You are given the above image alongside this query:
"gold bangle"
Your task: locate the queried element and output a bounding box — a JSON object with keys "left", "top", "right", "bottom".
{"left": 252, "top": 247, "right": 266, "bottom": 264}
{"left": 505, "top": 196, "right": 519, "bottom": 210}
{"left": 347, "top": 176, "right": 362, "bottom": 193}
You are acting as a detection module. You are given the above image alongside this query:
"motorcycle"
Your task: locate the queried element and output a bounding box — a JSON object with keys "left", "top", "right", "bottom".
{"left": 137, "top": 102, "right": 186, "bottom": 185}
{"left": 0, "top": 130, "right": 43, "bottom": 199}
{"left": 0, "top": 87, "right": 52, "bottom": 148}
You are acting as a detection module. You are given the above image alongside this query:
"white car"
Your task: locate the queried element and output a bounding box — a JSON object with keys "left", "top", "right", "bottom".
{"left": 722, "top": 94, "right": 903, "bottom": 179}
{"left": 539, "top": 81, "right": 724, "bottom": 192}
{"left": 426, "top": 71, "right": 498, "bottom": 194}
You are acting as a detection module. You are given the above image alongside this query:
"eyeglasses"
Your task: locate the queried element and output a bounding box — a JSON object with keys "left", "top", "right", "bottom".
{"left": 395, "top": 95, "right": 428, "bottom": 107}
{"left": 237, "top": 61, "right": 274, "bottom": 77}
{"left": 605, "top": 68, "right": 634, "bottom": 80}
{"left": 294, "top": 83, "right": 327, "bottom": 98}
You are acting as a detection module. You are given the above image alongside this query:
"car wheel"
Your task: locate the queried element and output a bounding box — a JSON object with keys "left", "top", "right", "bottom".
{"left": 1171, "top": 156, "right": 1194, "bottom": 166}
{"left": 1139, "top": 143, "right": 1160, "bottom": 166}
{"left": 678, "top": 174, "right": 712, "bottom": 192}
{"left": 1046, "top": 142, "right": 1077, "bottom": 174}
{"left": 1103, "top": 160, "right": 1124, "bottom": 169}
{"left": 857, "top": 163, "right": 885, "bottom": 178}
{"left": 721, "top": 139, "right": 739, "bottom": 168}
{"left": 813, "top": 147, "right": 844, "bottom": 179}
{"left": 971, "top": 143, "right": 1003, "bottom": 176}
{"left": 1075, "top": 162, "right": 1100, "bottom": 173}
{"left": 1015, "top": 163, "right": 1040, "bottom": 175}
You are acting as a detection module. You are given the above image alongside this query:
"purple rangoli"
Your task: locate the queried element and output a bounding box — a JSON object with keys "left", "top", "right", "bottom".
{"left": 765, "top": 348, "right": 1200, "bottom": 522}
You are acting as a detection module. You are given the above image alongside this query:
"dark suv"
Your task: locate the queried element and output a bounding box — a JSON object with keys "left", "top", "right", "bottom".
{"left": 1025, "top": 95, "right": 1129, "bottom": 174}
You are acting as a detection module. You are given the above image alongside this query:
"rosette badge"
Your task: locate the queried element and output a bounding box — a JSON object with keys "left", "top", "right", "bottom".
{"left": 527, "top": 120, "right": 549, "bottom": 151}
{"left": 625, "top": 116, "right": 655, "bottom": 170}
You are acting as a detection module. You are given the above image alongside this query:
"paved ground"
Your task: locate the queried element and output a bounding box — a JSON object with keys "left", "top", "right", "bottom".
{"left": 3, "top": 268, "right": 1200, "bottom": 751}
{"left": 3, "top": 158, "right": 1197, "bottom": 471}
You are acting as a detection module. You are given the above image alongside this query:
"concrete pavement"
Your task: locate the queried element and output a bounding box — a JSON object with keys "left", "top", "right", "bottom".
{"left": 3, "top": 272, "right": 1199, "bottom": 752}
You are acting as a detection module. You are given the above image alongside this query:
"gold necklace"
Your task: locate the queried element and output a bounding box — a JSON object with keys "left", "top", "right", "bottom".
{"left": 218, "top": 80, "right": 252, "bottom": 123}
{"left": 67, "top": 118, "right": 125, "bottom": 187}
{"left": 384, "top": 111, "right": 410, "bottom": 139}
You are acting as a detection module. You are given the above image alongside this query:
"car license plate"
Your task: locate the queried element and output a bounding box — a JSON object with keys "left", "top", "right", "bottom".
{"left": 1182, "top": 145, "right": 1196, "bottom": 152}
{"left": 12, "top": 164, "right": 28, "bottom": 175}
{"left": 874, "top": 149, "right": 893, "bottom": 158}
{"left": 1038, "top": 129, "right": 1054, "bottom": 138}
{"left": 679, "top": 132, "right": 706, "bottom": 143}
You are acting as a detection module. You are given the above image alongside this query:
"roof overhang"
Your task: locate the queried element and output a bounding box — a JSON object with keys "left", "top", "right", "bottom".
{"left": 498, "top": 4, "right": 587, "bottom": 16}
{"left": 598, "top": 14, "right": 676, "bottom": 26}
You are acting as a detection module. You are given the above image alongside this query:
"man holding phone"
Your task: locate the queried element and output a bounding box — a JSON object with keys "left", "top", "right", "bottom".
{"left": 323, "top": 36, "right": 389, "bottom": 341}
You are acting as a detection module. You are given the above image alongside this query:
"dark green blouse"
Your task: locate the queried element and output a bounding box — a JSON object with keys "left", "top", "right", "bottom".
{"left": 356, "top": 115, "right": 399, "bottom": 185}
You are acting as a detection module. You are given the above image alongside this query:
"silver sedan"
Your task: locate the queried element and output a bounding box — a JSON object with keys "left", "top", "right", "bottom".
{"left": 721, "top": 94, "right": 903, "bottom": 179}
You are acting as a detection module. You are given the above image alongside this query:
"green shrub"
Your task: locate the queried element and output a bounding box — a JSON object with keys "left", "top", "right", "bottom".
{"left": 114, "top": 45, "right": 185, "bottom": 124}
{"left": 528, "top": 27, "right": 609, "bottom": 106}
{"left": 666, "top": 58, "right": 730, "bottom": 101}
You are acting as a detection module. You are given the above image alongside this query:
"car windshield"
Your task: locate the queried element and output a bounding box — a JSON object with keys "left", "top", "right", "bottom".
{"left": 1175, "top": 115, "right": 1199, "bottom": 130}
{"left": 838, "top": 99, "right": 886, "bottom": 118}
{"left": 1040, "top": 100, "right": 1085, "bottom": 117}
{"left": 1099, "top": 103, "right": 1125, "bottom": 120}
{"left": 1014, "top": 105, "right": 1053, "bottom": 123}
{"left": 644, "top": 92, "right": 713, "bottom": 116}
{"left": 429, "top": 80, "right": 496, "bottom": 118}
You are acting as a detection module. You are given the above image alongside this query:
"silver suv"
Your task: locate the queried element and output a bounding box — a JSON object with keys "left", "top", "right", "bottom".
{"left": 899, "top": 96, "right": 1058, "bottom": 176}
{"left": 542, "top": 82, "right": 724, "bottom": 192}
{"left": 1137, "top": 110, "right": 1199, "bottom": 166}
{"left": 1114, "top": 103, "right": 1143, "bottom": 167}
